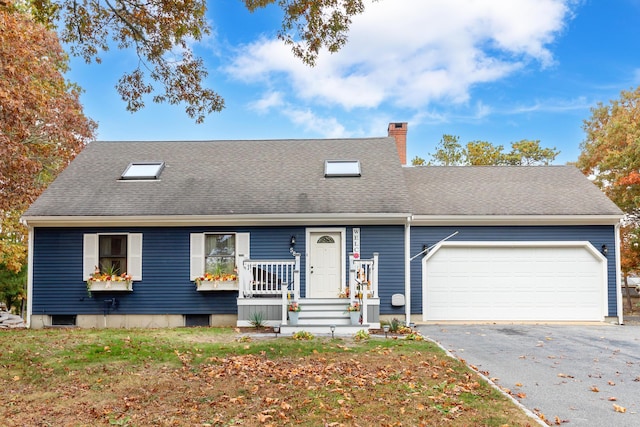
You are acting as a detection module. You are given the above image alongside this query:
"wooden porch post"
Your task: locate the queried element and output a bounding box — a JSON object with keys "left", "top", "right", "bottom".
{"left": 238, "top": 254, "right": 248, "bottom": 299}
{"left": 348, "top": 253, "right": 356, "bottom": 306}
{"left": 372, "top": 252, "right": 379, "bottom": 297}
{"left": 282, "top": 285, "right": 288, "bottom": 325}
{"left": 293, "top": 252, "right": 301, "bottom": 300}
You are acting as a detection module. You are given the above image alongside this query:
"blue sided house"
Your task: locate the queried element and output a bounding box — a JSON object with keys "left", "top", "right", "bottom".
{"left": 22, "top": 123, "right": 625, "bottom": 332}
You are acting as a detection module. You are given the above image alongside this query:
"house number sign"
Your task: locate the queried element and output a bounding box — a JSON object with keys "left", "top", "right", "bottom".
{"left": 353, "top": 228, "right": 360, "bottom": 259}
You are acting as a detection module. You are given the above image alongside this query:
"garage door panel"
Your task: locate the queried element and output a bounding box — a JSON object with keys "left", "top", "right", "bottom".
{"left": 423, "top": 245, "right": 605, "bottom": 322}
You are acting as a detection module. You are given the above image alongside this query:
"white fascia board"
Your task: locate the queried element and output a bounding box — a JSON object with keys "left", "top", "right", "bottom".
{"left": 21, "top": 212, "right": 412, "bottom": 227}
{"left": 425, "top": 240, "right": 606, "bottom": 261}
{"left": 410, "top": 215, "right": 623, "bottom": 226}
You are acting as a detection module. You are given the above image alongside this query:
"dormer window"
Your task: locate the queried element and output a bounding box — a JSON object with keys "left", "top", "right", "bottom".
{"left": 325, "top": 160, "right": 361, "bottom": 177}
{"left": 121, "top": 162, "right": 165, "bottom": 180}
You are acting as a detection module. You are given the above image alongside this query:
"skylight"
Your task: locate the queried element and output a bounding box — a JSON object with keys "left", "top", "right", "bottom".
{"left": 325, "top": 160, "right": 361, "bottom": 177}
{"left": 121, "top": 162, "right": 165, "bottom": 180}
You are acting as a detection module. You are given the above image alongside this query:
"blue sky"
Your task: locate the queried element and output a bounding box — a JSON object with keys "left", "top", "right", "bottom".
{"left": 67, "top": 0, "right": 640, "bottom": 165}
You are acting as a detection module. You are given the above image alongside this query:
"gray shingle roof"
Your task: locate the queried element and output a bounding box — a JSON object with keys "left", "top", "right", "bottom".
{"left": 403, "top": 166, "right": 622, "bottom": 216}
{"left": 24, "top": 138, "right": 622, "bottom": 221}
{"left": 24, "top": 138, "right": 412, "bottom": 217}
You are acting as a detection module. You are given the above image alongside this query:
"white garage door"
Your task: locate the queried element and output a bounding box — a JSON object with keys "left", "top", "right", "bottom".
{"left": 423, "top": 242, "right": 606, "bottom": 322}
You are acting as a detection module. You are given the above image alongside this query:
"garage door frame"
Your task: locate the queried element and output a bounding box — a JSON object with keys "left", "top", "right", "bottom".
{"left": 421, "top": 241, "right": 608, "bottom": 322}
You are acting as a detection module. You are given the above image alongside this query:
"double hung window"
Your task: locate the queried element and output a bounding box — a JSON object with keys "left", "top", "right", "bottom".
{"left": 205, "top": 234, "right": 236, "bottom": 277}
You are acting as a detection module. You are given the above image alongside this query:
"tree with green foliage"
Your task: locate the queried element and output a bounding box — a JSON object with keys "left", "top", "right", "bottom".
{"left": 0, "top": 264, "right": 27, "bottom": 314}
{"left": 419, "top": 134, "right": 465, "bottom": 166}
{"left": 466, "top": 140, "right": 504, "bottom": 165}
{"left": 503, "top": 140, "right": 559, "bottom": 166}
{"left": 412, "top": 135, "right": 559, "bottom": 166}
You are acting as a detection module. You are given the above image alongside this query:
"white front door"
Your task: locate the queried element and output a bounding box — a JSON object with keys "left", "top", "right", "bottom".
{"left": 308, "top": 231, "right": 342, "bottom": 298}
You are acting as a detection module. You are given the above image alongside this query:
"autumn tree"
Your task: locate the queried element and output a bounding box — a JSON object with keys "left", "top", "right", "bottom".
{"left": 578, "top": 86, "right": 640, "bottom": 293}
{"left": 0, "top": 1, "right": 96, "bottom": 273}
{"left": 577, "top": 86, "right": 640, "bottom": 218}
{"left": 412, "top": 135, "right": 559, "bottom": 166}
{"left": 28, "top": 0, "right": 368, "bottom": 123}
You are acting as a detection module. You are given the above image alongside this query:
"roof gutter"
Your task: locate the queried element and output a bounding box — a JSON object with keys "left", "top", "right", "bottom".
{"left": 411, "top": 214, "right": 623, "bottom": 226}
{"left": 21, "top": 213, "right": 413, "bottom": 227}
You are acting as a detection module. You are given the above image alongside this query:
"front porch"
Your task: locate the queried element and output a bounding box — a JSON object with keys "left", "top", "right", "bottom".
{"left": 237, "top": 253, "right": 381, "bottom": 334}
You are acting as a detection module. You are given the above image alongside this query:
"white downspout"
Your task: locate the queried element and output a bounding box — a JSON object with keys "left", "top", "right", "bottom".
{"left": 26, "top": 225, "right": 34, "bottom": 328}
{"left": 405, "top": 216, "right": 411, "bottom": 325}
{"left": 615, "top": 222, "right": 623, "bottom": 324}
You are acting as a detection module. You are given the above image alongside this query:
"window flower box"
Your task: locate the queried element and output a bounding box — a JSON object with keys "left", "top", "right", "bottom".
{"left": 87, "top": 272, "right": 133, "bottom": 292}
{"left": 87, "top": 279, "right": 133, "bottom": 292}
{"left": 195, "top": 273, "right": 238, "bottom": 291}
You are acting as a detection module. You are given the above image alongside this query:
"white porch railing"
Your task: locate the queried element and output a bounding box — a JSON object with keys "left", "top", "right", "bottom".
{"left": 240, "top": 253, "right": 300, "bottom": 298}
{"left": 348, "top": 252, "right": 379, "bottom": 325}
{"left": 240, "top": 253, "right": 300, "bottom": 326}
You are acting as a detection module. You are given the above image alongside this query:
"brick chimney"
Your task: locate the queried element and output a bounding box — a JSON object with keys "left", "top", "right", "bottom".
{"left": 388, "top": 122, "right": 408, "bottom": 165}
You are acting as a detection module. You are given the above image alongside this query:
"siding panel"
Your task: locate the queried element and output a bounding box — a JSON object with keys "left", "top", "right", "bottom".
{"left": 410, "top": 225, "right": 618, "bottom": 316}
{"left": 33, "top": 226, "right": 308, "bottom": 316}
{"left": 354, "top": 226, "right": 405, "bottom": 316}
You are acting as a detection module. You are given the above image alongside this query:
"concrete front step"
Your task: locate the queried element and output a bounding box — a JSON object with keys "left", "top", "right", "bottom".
{"left": 297, "top": 310, "right": 351, "bottom": 318}
{"left": 292, "top": 317, "right": 351, "bottom": 326}
{"left": 279, "top": 324, "right": 370, "bottom": 336}
{"left": 298, "top": 301, "right": 352, "bottom": 312}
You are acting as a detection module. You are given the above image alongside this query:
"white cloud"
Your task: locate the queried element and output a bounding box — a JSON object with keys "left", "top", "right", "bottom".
{"left": 507, "top": 96, "right": 590, "bottom": 114}
{"left": 248, "top": 91, "right": 284, "bottom": 113}
{"left": 281, "top": 108, "right": 350, "bottom": 138}
{"left": 224, "top": 0, "right": 573, "bottom": 111}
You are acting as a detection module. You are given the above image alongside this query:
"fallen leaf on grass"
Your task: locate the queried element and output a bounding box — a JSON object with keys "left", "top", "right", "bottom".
{"left": 256, "top": 412, "right": 272, "bottom": 423}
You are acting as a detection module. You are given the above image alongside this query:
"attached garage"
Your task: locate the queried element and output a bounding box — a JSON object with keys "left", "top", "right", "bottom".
{"left": 422, "top": 242, "right": 607, "bottom": 322}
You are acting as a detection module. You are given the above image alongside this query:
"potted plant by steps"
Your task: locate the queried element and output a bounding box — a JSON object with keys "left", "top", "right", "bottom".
{"left": 346, "top": 302, "right": 361, "bottom": 325}
{"left": 288, "top": 301, "right": 301, "bottom": 325}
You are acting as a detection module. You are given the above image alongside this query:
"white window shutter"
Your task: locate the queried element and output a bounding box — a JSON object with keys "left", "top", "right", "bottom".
{"left": 83, "top": 234, "right": 98, "bottom": 280}
{"left": 236, "top": 232, "right": 250, "bottom": 266}
{"left": 190, "top": 233, "right": 205, "bottom": 280}
{"left": 128, "top": 233, "right": 143, "bottom": 281}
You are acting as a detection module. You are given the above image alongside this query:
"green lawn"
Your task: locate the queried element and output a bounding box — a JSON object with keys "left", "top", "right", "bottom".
{"left": 0, "top": 328, "right": 536, "bottom": 426}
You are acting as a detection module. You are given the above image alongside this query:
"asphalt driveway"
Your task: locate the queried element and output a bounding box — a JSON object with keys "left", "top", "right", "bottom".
{"left": 418, "top": 323, "right": 640, "bottom": 426}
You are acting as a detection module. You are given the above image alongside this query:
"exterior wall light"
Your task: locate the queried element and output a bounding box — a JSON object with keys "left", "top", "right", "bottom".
{"left": 601, "top": 244, "right": 608, "bottom": 256}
